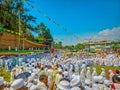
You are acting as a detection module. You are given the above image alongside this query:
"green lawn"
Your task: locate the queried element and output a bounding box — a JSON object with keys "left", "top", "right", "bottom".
{"left": 0, "top": 68, "right": 11, "bottom": 82}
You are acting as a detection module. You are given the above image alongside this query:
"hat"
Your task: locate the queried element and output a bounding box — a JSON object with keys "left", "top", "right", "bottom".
{"left": 3, "top": 81, "right": 7, "bottom": 86}
{"left": 93, "top": 76, "right": 98, "bottom": 83}
{"left": 98, "top": 76, "right": 104, "bottom": 83}
{"left": 93, "top": 67, "right": 96, "bottom": 71}
{"left": 63, "top": 71, "right": 69, "bottom": 77}
{"left": 87, "top": 67, "right": 90, "bottom": 70}
{"left": 57, "top": 80, "right": 70, "bottom": 90}
{"left": 84, "top": 86, "right": 93, "bottom": 90}
{"left": 70, "top": 76, "right": 81, "bottom": 87}
{"left": 31, "top": 73, "right": 36, "bottom": 78}
{"left": 85, "top": 79, "right": 92, "bottom": 85}
{"left": 28, "top": 76, "right": 34, "bottom": 82}
{"left": 19, "top": 58, "right": 23, "bottom": 62}
{"left": 58, "top": 68, "right": 62, "bottom": 72}
{"left": 11, "top": 79, "right": 24, "bottom": 89}
{"left": 0, "top": 77, "right": 4, "bottom": 85}
{"left": 104, "top": 80, "right": 112, "bottom": 86}
{"left": 70, "top": 87, "right": 81, "bottom": 90}
{"left": 30, "top": 85, "right": 37, "bottom": 90}
{"left": 16, "top": 65, "right": 18, "bottom": 67}
{"left": 6, "top": 82, "right": 10, "bottom": 87}
{"left": 101, "top": 68, "right": 105, "bottom": 71}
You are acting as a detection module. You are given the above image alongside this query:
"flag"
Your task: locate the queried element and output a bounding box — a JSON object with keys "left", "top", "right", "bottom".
{"left": 53, "top": 21, "right": 57, "bottom": 25}
{"left": 22, "top": 0, "right": 26, "bottom": 2}
{"left": 7, "top": 30, "right": 10, "bottom": 32}
{"left": 31, "top": 5, "right": 34, "bottom": 8}
{"left": 47, "top": 17, "right": 51, "bottom": 21}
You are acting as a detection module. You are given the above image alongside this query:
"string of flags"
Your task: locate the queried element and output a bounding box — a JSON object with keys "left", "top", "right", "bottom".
{"left": 0, "top": 26, "right": 53, "bottom": 43}
{"left": 1, "top": 0, "right": 118, "bottom": 43}
{"left": 23, "top": 0, "right": 116, "bottom": 43}
{"left": 22, "top": 0, "right": 82, "bottom": 42}
{"left": 0, "top": 26, "right": 20, "bottom": 35}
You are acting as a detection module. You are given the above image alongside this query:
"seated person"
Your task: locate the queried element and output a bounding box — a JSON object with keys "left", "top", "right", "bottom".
{"left": 11, "top": 78, "right": 28, "bottom": 90}
{"left": 36, "top": 75, "right": 48, "bottom": 90}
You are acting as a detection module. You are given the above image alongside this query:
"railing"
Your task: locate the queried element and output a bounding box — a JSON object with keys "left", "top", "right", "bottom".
{"left": 0, "top": 50, "right": 50, "bottom": 56}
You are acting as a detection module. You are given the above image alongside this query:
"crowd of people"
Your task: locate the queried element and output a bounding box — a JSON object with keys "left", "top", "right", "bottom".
{"left": 0, "top": 52, "right": 120, "bottom": 90}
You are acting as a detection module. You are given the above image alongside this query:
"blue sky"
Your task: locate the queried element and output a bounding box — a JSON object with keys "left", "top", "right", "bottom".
{"left": 25, "top": 0, "right": 120, "bottom": 45}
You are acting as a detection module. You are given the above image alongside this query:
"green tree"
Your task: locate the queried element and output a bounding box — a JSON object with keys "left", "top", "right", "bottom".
{"left": 111, "top": 42, "right": 120, "bottom": 52}
{"left": 64, "top": 45, "right": 74, "bottom": 51}
{"left": 54, "top": 41, "right": 63, "bottom": 49}
{"left": 0, "top": 0, "right": 36, "bottom": 33}
{"left": 35, "top": 23, "right": 53, "bottom": 47}
{"left": 75, "top": 43, "right": 85, "bottom": 51}
{"left": 0, "top": 0, "right": 54, "bottom": 50}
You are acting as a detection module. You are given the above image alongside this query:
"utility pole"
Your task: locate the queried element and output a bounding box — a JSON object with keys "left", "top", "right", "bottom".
{"left": 18, "top": 10, "right": 21, "bottom": 50}
{"left": 23, "top": 33, "right": 24, "bottom": 50}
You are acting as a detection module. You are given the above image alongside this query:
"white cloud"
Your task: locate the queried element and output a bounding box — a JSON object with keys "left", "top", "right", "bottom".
{"left": 98, "top": 29, "right": 110, "bottom": 36}
{"left": 93, "top": 27, "right": 120, "bottom": 40}
{"left": 98, "top": 27, "right": 120, "bottom": 36}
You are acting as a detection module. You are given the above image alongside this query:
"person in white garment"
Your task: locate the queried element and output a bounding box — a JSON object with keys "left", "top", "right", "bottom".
{"left": 92, "top": 76, "right": 100, "bottom": 90}
{"left": 18, "top": 58, "right": 23, "bottom": 66}
{"left": 109, "top": 58, "right": 113, "bottom": 66}
{"left": 98, "top": 76, "right": 105, "bottom": 90}
{"left": 40, "top": 67, "right": 46, "bottom": 75}
{"left": 0, "top": 77, "right": 4, "bottom": 90}
{"left": 5, "top": 60, "right": 9, "bottom": 72}
{"left": 10, "top": 78, "right": 28, "bottom": 90}
{"left": 84, "top": 79, "right": 93, "bottom": 90}
{"left": 11, "top": 69, "right": 16, "bottom": 83}
{"left": 63, "top": 68, "right": 69, "bottom": 78}
{"left": 114, "top": 58, "right": 119, "bottom": 67}
{"left": 104, "top": 58, "right": 108, "bottom": 66}
{"left": 55, "top": 68, "right": 63, "bottom": 85}
{"left": 15, "top": 65, "right": 19, "bottom": 76}
{"left": 86, "top": 67, "right": 91, "bottom": 80}
{"left": 36, "top": 75, "right": 48, "bottom": 90}
{"left": 69, "top": 69, "right": 76, "bottom": 80}
{"left": 119, "top": 57, "right": 120, "bottom": 67}
{"left": 4, "top": 81, "right": 11, "bottom": 90}
{"left": 70, "top": 75, "right": 81, "bottom": 88}
{"left": 92, "top": 67, "right": 97, "bottom": 83}
{"left": 57, "top": 78, "right": 70, "bottom": 90}
{"left": 108, "top": 70, "right": 114, "bottom": 82}
{"left": 100, "top": 68, "right": 106, "bottom": 79}
{"left": 80, "top": 69, "right": 85, "bottom": 84}
{"left": 46, "top": 65, "right": 53, "bottom": 87}
{"left": 81, "top": 62, "right": 86, "bottom": 73}
{"left": 26, "top": 76, "right": 37, "bottom": 89}
{"left": 29, "top": 85, "right": 37, "bottom": 90}
{"left": 0, "top": 59, "right": 3, "bottom": 70}
{"left": 70, "top": 87, "right": 81, "bottom": 90}
{"left": 104, "top": 80, "right": 112, "bottom": 90}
